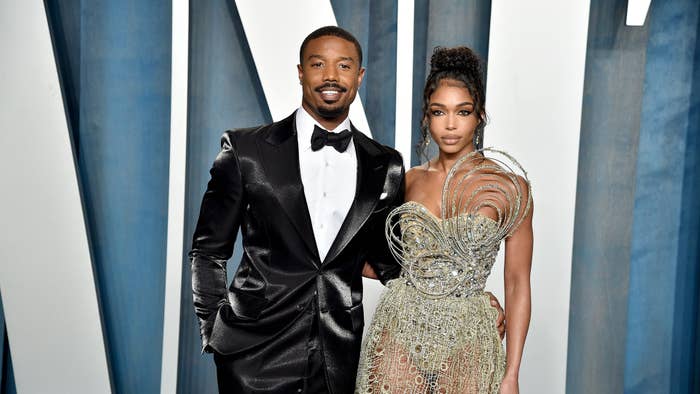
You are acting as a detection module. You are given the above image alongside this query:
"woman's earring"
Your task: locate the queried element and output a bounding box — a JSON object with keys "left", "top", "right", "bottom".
{"left": 422, "top": 129, "right": 431, "bottom": 147}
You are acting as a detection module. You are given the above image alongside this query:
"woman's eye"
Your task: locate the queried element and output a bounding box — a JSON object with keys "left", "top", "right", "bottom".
{"left": 431, "top": 110, "right": 444, "bottom": 116}
{"left": 458, "top": 110, "right": 473, "bottom": 116}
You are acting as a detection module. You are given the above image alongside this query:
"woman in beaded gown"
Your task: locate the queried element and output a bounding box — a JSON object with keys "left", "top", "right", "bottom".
{"left": 355, "top": 47, "right": 533, "bottom": 394}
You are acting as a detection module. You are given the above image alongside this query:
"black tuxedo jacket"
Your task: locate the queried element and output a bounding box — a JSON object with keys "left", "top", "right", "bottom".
{"left": 190, "top": 113, "right": 404, "bottom": 393}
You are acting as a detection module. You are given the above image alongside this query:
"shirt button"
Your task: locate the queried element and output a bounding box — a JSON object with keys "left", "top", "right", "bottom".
{"left": 297, "top": 389, "right": 302, "bottom": 393}
{"left": 323, "top": 192, "right": 327, "bottom": 197}
{"left": 325, "top": 162, "right": 330, "bottom": 167}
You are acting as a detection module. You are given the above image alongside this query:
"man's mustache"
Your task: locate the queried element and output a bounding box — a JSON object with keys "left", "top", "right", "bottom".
{"left": 315, "top": 83, "right": 347, "bottom": 92}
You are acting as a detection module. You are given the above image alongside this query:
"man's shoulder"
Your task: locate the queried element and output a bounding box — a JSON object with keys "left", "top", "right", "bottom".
{"left": 353, "top": 131, "right": 403, "bottom": 164}
{"left": 221, "top": 123, "right": 270, "bottom": 143}
{"left": 221, "top": 114, "right": 294, "bottom": 147}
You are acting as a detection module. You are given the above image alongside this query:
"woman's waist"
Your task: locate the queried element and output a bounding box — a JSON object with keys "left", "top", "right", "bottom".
{"left": 395, "top": 269, "right": 490, "bottom": 298}
{"left": 379, "top": 280, "right": 500, "bottom": 328}
{"left": 387, "top": 275, "right": 489, "bottom": 300}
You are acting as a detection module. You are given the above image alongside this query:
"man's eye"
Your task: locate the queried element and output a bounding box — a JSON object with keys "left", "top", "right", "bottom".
{"left": 310, "top": 62, "right": 323, "bottom": 68}
{"left": 339, "top": 64, "right": 351, "bottom": 70}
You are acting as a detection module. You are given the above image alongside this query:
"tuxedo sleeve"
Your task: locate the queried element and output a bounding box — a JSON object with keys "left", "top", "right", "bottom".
{"left": 367, "top": 151, "right": 405, "bottom": 284}
{"left": 189, "top": 131, "right": 245, "bottom": 353}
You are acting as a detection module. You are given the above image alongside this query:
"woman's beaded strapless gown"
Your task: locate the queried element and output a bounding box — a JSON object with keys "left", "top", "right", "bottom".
{"left": 355, "top": 149, "right": 531, "bottom": 394}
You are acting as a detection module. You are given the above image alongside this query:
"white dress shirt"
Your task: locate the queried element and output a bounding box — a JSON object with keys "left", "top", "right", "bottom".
{"left": 295, "top": 107, "right": 357, "bottom": 261}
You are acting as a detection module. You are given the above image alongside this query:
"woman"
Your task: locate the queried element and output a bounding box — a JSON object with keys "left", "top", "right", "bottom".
{"left": 356, "top": 47, "right": 533, "bottom": 394}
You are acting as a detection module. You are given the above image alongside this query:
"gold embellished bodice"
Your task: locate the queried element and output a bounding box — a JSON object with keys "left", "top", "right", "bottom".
{"left": 390, "top": 201, "right": 501, "bottom": 298}
{"left": 385, "top": 149, "right": 531, "bottom": 299}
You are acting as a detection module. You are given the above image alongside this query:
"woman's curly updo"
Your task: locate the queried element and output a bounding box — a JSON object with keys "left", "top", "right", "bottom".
{"left": 418, "top": 46, "right": 487, "bottom": 159}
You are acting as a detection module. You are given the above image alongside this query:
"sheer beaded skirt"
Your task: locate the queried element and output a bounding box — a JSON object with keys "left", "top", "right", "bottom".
{"left": 355, "top": 279, "right": 505, "bottom": 393}
{"left": 355, "top": 149, "right": 531, "bottom": 394}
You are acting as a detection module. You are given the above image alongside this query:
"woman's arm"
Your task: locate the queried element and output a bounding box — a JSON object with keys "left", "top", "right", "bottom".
{"left": 500, "top": 186, "right": 534, "bottom": 393}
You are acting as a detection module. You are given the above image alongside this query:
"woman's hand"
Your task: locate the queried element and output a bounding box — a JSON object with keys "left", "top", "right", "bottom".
{"left": 485, "top": 291, "right": 506, "bottom": 339}
{"left": 362, "top": 262, "right": 379, "bottom": 279}
{"left": 499, "top": 375, "right": 519, "bottom": 394}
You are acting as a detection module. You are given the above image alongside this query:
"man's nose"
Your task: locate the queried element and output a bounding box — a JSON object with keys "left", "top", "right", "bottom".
{"left": 323, "top": 65, "right": 338, "bottom": 81}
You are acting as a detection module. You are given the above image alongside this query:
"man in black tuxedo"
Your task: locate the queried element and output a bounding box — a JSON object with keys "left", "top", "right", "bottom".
{"left": 190, "top": 26, "right": 504, "bottom": 393}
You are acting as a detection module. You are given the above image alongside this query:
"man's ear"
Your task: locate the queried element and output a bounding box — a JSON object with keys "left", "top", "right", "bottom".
{"left": 297, "top": 64, "right": 303, "bottom": 83}
{"left": 356, "top": 67, "right": 366, "bottom": 86}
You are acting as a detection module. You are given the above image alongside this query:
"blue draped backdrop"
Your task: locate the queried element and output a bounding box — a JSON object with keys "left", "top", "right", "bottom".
{"left": 0, "top": 1, "right": 698, "bottom": 393}
{"left": 567, "top": 1, "right": 649, "bottom": 392}
{"left": 568, "top": 0, "right": 700, "bottom": 393}
{"left": 625, "top": 0, "right": 700, "bottom": 392}
{"left": 42, "top": 1, "right": 171, "bottom": 393}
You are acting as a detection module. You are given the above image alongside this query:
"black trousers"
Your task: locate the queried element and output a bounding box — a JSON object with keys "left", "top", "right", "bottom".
{"left": 213, "top": 307, "right": 329, "bottom": 394}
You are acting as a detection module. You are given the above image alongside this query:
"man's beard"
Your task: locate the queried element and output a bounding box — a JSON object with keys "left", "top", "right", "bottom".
{"left": 313, "top": 83, "right": 349, "bottom": 119}
{"left": 316, "top": 104, "right": 347, "bottom": 119}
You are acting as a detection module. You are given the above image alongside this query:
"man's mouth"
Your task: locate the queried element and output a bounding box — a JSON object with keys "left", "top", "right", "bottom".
{"left": 316, "top": 84, "right": 347, "bottom": 102}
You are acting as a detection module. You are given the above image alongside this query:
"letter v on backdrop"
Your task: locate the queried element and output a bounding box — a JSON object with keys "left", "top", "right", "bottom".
{"left": 0, "top": 1, "right": 112, "bottom": 393}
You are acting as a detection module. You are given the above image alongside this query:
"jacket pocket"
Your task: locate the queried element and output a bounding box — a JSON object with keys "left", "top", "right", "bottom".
{"left": 347, "top": 303, "right": 364, "bottom": 332}
{"left": 229, "top": 289, "right": 269, "bottom": 320}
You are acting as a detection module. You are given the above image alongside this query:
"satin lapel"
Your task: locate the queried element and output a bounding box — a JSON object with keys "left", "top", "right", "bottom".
{"left": 261, "top": 114, "right": 319, "bottom": 260}
{"left": 323, "top": 130, "right": 386, "bottom": 264}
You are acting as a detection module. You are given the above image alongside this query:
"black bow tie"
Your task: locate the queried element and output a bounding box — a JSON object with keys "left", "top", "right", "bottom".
{"left": 310, "top": 125, "right": 353, "bottom": 152}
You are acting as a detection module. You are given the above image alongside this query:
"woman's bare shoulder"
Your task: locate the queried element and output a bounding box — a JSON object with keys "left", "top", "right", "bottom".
{"left": 405, "top": 165, "right": 430, "bottom": 188}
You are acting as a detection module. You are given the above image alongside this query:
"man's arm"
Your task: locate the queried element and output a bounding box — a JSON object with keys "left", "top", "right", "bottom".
{"left": 189, "top": 131, "right": 245, "bottom": 353}
{"left": 365, "top": 152, "right": 405, "bottom": 284}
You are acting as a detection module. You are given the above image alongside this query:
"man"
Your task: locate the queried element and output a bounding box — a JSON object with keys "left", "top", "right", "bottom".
{"left": 190, "top": 26, "right": 503, "bottom": 393}
{"left": 190, "top": 26, "right": 402, "bottom": 393}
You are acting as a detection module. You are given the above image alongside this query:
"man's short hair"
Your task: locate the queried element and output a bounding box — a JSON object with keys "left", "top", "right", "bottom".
{"left": 299, "top": 26, "right": 363, "bottom": 67}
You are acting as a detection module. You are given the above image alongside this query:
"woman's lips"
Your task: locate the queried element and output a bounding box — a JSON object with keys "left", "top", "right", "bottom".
{"left": 440, "top": 135, "right": 462, "bottom": 145}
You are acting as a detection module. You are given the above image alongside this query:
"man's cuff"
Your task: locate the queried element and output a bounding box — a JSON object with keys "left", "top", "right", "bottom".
{"left": 199, "top": 320, "right": 214, "bottom": 354}
{"left": 200, "top": 330, "right": 213, "bottom": 354}
{"left": 201, "top": 342, "right": 213, "bottom": 354}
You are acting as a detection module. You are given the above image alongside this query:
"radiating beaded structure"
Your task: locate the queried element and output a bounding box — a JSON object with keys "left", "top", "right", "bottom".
{"left": 356, "top": 149, "right": 531, "bottom": 394}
